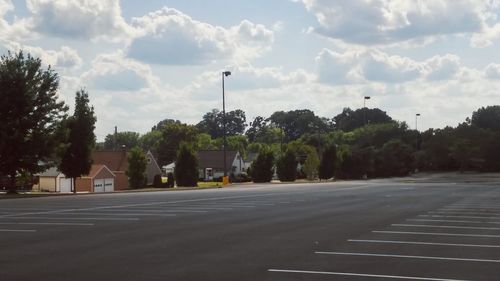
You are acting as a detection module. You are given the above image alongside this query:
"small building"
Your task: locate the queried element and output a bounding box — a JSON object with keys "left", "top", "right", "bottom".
{"left": 75, "top": 164, "right": 115, "bottom": 192}
{"left": 37, "top": 167, "right": 73, "bottom": 193}
{"left": 92, "top": 149, "right": 162, "bottom": 189}
{"left": 197, "top": 150, "right": 244, "bottom": 181}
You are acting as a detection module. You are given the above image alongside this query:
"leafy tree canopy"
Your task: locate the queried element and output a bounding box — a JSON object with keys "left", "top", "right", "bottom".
{"left": 333, "top": 107, "right": 393, "bottom": 132}
{"left": 0, "top": 51, "right": 68, "bottom": 190}
{"left": 126, "top": 147, "right": 147, "bottom": 189}
{"left": 104, "top": 131, "right": 140, "bottom": 150}
{"left": 157, "top": 123, "right": 198, "bottom": 165}
{"left": 268, "top": 109, "right": 328, "bottom": 141}
{"left": 471, "top": 106, "right": 500, "bottom": 131}
{"left": 196, "top": 109, "right": 247, "bottom": 138}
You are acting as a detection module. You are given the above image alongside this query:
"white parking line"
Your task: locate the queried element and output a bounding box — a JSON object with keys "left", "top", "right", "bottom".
{"left": 268, "top": 269, "right": 473, "bottom": 281}
{"left": 440, "top": 208, "right": 500, "bottom": 212}
{"left": 373, "top": 230, "right": 500, "bottom": 238}
{"left": 41, "top": 212, "right": 176, "bottom": 217}
{"left": 315, "top": 251, "right": 500, "bottom": 263}
{"left": 348, "top": 239, "right": 500, "bottom": 248}
{"left": 0, "top": 217, "right": 140, "bottom": 221}
{"left": 0, "top": 229, "right": 36, "bottom": 232}
{"left": 93, "top": 209, "right": 208, "bottom": 213}
{"left": 419, "top": 214, "right": 500, "bottom": 220}
{"left": 0, "top": 222, "right": 94, "bottom": 226}
{"left": 407, "top": 219, "right": 500, "bottom": 225}
{"left": 430, "top": 211, "right": 500, "bottom": 216}
{"left": 392, "top": 224, "right": 500, "bottom": 230}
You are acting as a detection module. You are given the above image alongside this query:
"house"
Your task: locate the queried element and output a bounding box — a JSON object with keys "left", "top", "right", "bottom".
{"left": 92, "top": 150, "right": 162, "bottom": 189}
{"left": 197, "top": 150, "right": 244, "bottom": 181}
{"left": 36, "top": 167, "right": 73, "bottom": 193}
{"left": 75, "top": 164, "right": 115, "bottom": 192}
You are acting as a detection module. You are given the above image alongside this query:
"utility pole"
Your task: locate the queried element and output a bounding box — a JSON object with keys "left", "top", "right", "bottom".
{"left": 222, "top": 71, "right": 231, "bottom": 184}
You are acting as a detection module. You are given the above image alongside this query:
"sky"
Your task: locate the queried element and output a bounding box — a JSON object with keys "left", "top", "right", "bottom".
{"left": 1, "top": 0, "right": 500, "bottom": 141}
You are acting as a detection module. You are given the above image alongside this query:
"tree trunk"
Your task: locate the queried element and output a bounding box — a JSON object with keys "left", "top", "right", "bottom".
{"left": 72, "top": 177, "right": 76, "bottom": 194}
{"left": 7, "top": 172, "right": 17, "bottom": 194}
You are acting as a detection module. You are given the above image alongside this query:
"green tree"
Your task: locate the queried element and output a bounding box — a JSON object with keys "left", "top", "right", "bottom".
{"left": 336, "top": 145, "right": 375, "bottom": 179}
{"left": 304, "top": 149, "right": 320, "bottom": 180}
{"left": 104, "top": 131, "right": 140, "bottom": 150}
{"left": 471, "top": 106, "right": 500, "bottom": 131}
{"left": 139, "top": 130, "right": 162, "bottom": 154}
{"left": 375, "top": 139, "right": 414, "bottom": 177}
{"left": 319, "top": 144, "right": 337, "bottom": 179}
{"left": 126, "top": 147, "right": 147, "bottom": 189}
{"left": 268, "top": 109, "right": 327, "bottom": 141}
{"left": 157, "top": 123, "right": 199, "bottom": 165}
{"left": 196, "top": 109, "right": 247, "bottom": 138}
{"left": 250, "top": 147, "right": 275, "bottom": 183}
{"left": 0, "top": 51, "right": 68, "bottom": 192}
{"left": 277, "top": 149, "right": 298, "bottom": 182}
{"left": 59, "top": 89, "right": 96, "bottom": 193}
{"left": 175, "top": 143, "right": 198, "bottom": 187}
{"left": 450, "top": 139, "right": 478, "bottom": 173}
{"left": 151, "top": 118, "right": 181, "bottom": 131}
{"left": 333, "top": 107, "right": 393, "bottom": 131}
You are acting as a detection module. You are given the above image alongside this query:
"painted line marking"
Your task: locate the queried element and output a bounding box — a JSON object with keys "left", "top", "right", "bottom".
{"left": 373, "top": 230, "right": 500, "bottom": 238}
{"left": 315, "top": 251, "right": 500, "bottom": 263}
{"left": 92, "top": 209, "right": 208, "bottom": 213}
{"left": 0, "top": 217, "right": 140, "bottom": 221}
{"left": 348, "top": 239, "right": 500, "bottom": 248}
{"left": 0, "top": 222, "right": 94, "bottom": 226}
{"left": 419, "top": 215, "right": 500, "bottom": 220}
{"left": 268, "top": 269, "right": 473, "bottom": 281}
{"left": 407, "top": 219, "right": 500, "bottom": 225}
{"left": 440, "top": 208, "right": 500, "bottom": 212}
{"left": 40, "top": 212, "right": 176, "bottom": 217}
{"left": 430, "top": 211, "right": 500, "bottom": 216}
{"left": 0, "top": 229, "right": 37, "bottom": 232}
{"left": 392, "top": 224, "right": 500, "bottom": 230}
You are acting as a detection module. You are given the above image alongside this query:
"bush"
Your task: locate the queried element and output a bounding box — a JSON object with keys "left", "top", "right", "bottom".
{"left": 250, "top": 147, "right": 274, "bottom": 183}
{"left": 126, "top": 147, "right": 148, "bottom": 189}
{"left": 166, "top": 172, "right": 175, "bottom": 188}
{"left": 174, "top": 143, "right": 198, "bottom": 187}
{"left": 319, "top": 144, "right": 337, "bottom": 180}
{"left": 304, "top": 149, "right": 320, "bottom": 180}
{"left": 277, "top": 149, "right": 297, "bottom": 182}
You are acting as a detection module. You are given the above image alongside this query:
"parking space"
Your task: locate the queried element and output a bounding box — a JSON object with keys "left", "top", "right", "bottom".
{"left": 0, "top": 189, "right": 330, "bottom": 235}
{"left": 268, "top": 186, "right": 500, "bottom": 281}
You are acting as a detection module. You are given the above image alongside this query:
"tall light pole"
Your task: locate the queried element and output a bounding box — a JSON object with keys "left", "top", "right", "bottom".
{"left": 415, "top": 113, "right": 421, "bottom": 150}
{"left": 222, "top": 71, "right": 231, "bottom": 181}
{"left": 364, "top": 96, "right": 371, "bottom": 125}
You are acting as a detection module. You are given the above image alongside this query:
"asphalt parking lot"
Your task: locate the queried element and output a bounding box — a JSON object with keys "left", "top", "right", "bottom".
{"left": 1, "top": 178, "right": 500, "bottom": 281}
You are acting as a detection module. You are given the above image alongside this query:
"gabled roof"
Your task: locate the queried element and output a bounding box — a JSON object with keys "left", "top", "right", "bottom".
{"left": 92, "top": 150, "right": 128, "bottom": 171}
{"left": 197, "top": 150, "right": 239, "bottom": 169}
{"left": 81, "top": 164, "right": 115, "bottom": 178}
{"left": 38, "top": 167, "right": 63, "bottom": 177}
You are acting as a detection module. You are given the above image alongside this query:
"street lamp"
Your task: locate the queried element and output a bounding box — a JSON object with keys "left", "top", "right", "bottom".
{"left": 363, "top": 96, "right": 371, "bottom": 125}
{"left": 222, "top": 71, "right": 231, "bottom": 182}
{"left": 415, "top": 113, "right": 421, "bottom": 150}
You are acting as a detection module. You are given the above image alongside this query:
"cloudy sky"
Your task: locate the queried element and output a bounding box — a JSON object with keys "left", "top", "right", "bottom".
{"left": 2, "top": 0, "right": 500, "bottom": 140}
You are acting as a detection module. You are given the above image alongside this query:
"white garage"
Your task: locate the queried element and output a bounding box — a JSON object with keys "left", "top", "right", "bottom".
{"left": 59, "top": 177, "right": 73, "bottom": 193}
{"left": 93, "top": 178, "right": 114, "bottom": 193}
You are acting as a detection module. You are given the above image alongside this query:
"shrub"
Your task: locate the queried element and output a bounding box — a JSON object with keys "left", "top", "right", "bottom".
{"left": 277, "top": 149, "right": 297, "bottom": 182}
{"left": 174, "top": 143, "right": 199, "bottom": 187}
{"left": 126, "top": 147, "right": 148, "bottom": 189}
{"left": 319, "top": 144, "right": 337, "bottom": 180}
{"left": 250, "top": 147, "right": 274, "bottom": 183}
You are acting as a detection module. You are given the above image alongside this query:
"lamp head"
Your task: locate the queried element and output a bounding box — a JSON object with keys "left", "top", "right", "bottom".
{"left": 364, "top": 96, "right": 371, "bottom": 100}
{"left": 416, "top": 113, "right": 421, "bottom": 116}
{"left": 223, "top": 71, "right": 231, "bottom": 77}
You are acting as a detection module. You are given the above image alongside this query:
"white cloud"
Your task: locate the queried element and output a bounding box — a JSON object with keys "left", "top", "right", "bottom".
{"left": 0, "top": 0, "right": 32, "bottom": 41}
{"left": 128, "top": 7, "right": 274, "bottom": 65}
{"left": 422, "top": 54, "right": 461, "bottom": 81}
{"left": 316, "top": 48, "right": 421, "bottom": 84}
{"left": 2, "top": 42, "right": 82, "bottom": 69}
{"left": 485, "top": 63, "right": 500, "bottom": 79}
{"left": 25, "top": 0, "right": 133, "bottom": 41}
{"left": 301, "top": 0, "right": 486, "bottom": 45}
{"left": 82, "top": 51, "right": 158, "bottom": 92}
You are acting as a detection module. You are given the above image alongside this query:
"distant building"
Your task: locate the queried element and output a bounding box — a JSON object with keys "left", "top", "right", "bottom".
{"left": 197, "top": 150, "right": 244, "bottom": 180}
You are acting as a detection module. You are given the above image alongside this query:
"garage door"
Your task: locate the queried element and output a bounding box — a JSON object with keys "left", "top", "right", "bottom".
{"left": 60, "top": 178, "right": 72, "bottom": 193}
{"left": 103, "top": 178, "right": 114, "bottom": 192}
{"left": 93, "top": 179, "right": 104, "bottom": 193}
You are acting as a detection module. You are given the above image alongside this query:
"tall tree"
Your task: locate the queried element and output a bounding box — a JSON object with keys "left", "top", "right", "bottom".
{"left": 276, "top": 149, "right": 298, "bottom": 182}
{"left": 196, "top": 109, "right": 247, "bottom": 138}
{"left": 151, "top": 118, "right": 181, "bottom": 131}
{"left": 157, "top": 123, "right": 199, "bottom": 165}
{"left": 471, "top": 106, "right": 500, "bottom": 131}
{"left": 250, "top": 147, "right": 275, "bottom": 183}
{"left": 268, "top": 109, "right": 327, "bottom": 141}
{"left": 175, "top": 143, "right": 199, "bottom": 187}
{"left": 126, "top": 147, "right": 147, "bottom": 189}
{"left": 139, "top": 130, "right": 162, "bottom": 154}
{"left": 303, "top": 149, "right": 320, "bottom": 180}
{"left": 60, "top": 89, "right": 96, "bottom": 193}
{"left": 0, "top": 51, "right": 68, "bottom": 192}
{"left": 103, "top": 131, "right": 140, "bottom": 150}
{"left": 333, "top": 107, "right": 393, "bottom": 131}
{"left": 319, "top": 144, "right": 337, "bottom": 180}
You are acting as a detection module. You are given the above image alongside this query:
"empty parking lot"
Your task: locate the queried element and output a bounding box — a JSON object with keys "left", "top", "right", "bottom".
{"left": 1, "top": 178, "right": 500, "bottom": 281}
